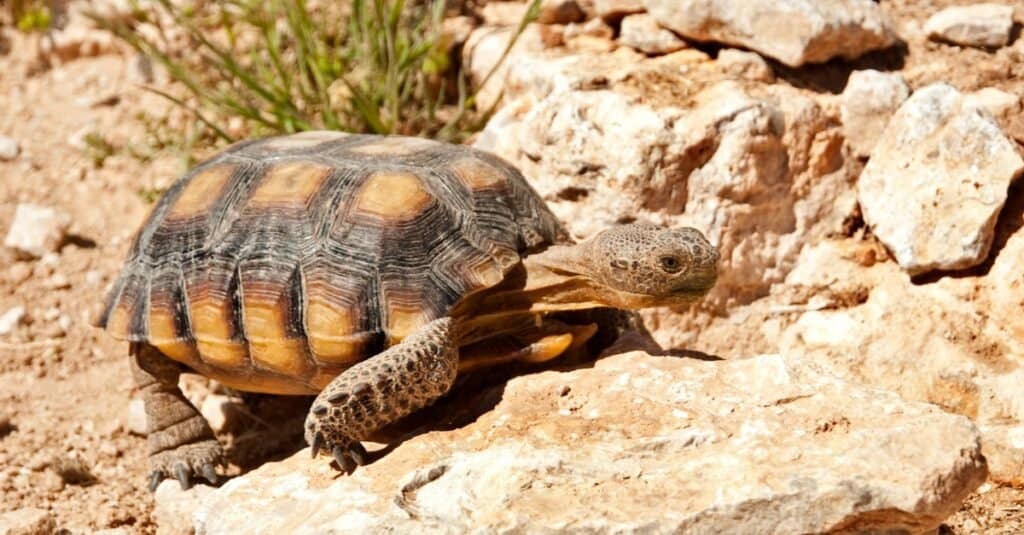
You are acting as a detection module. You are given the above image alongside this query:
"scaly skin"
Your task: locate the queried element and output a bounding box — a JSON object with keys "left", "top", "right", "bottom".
{"left": 304, "top": 318, "right": 459, "bottom": 471}
{"left": 131, "top": 343, "right": 223, "bottom": 491}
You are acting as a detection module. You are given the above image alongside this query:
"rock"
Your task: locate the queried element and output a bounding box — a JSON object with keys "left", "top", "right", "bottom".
{"left": 924, "top": 3, "right": 1015, "bottom": 49}
{"left": 964, "top": 87, "right": 1021, "bottom": 119}
{"left": 0, "top": 307, "right": 26, "bottom": 336}
{"left": 780, "top": 240, "right": 1024, "bottom": 482}
{"left": 462, "top": 25, "right": 551, "bottom": 111}
{"left": 126, "top": 397, "right": 147, "bottom": 436}
{"left": 200, "top": 394, "right": 244, "bottom": 434}
{"left": 645, "top": 0, "right": 897, "bottom": 67}
{"left": 857, "top": 83, "right": 1024, "bottom": 275}
{"left": 475, "top": 53, "right": 858, "bottom": 314}
{"left": 0, "top": 508, "right": 56, "bottom": 535}
{"left": 564, "top": 17, "right": 614, "bottom": 42}
{"left": 716, "top": 48, "right": 774, "bottom": 82}
{"left": 3, "top": 203, "right": 71, "bottom": 259}
{"left": 155, "top": 480, "right": 214, "bottom": 535}
{"left": 192, "top": 352, "right": 986, "bottom": 534}
{"left": 618, "top": 13, "right": 688, "bottom": 55}
{"left": 480, "top": 2, "right": 529, "bottom": 27}
{"left": 0, "top": 135, "right": 20, "bottom": 161}
{"left": 537, "top": 0, "right": 585, "bottom": 24}
{"left": 840, "top": 70, "right": 911, "bottom": 157}
{"left": 593, "top": 0, "right": 644, "bottom": 20}
{"left": 41, "top": 23, "right": 119, "bottom": 62}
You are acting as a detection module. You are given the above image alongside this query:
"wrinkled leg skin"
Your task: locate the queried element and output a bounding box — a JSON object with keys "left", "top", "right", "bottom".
{"left": 305, "top": 318, "right": 459, "bottom": 472}
{"left": 131, "top": 343, "right": 223, "bottom": 491}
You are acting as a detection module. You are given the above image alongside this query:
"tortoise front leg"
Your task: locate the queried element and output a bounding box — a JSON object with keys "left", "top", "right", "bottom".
{"left": 131, "top": 343, "right": 223, "bottom": 491}
{"left": 304, "top": 318, "right": 458, "bottom": 472}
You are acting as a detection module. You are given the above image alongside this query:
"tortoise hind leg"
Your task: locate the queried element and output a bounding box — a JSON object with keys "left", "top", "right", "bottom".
{"left": 131, "top": 343, "right": 223, "bottom": 491}
{"left": 304, "top": 318, "right": 459, "bottom": 472}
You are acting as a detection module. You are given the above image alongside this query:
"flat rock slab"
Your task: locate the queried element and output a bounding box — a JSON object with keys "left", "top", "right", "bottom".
{"left": 858, "top": 83, "right": 1024, "bottom": 275}
{"left": 193, "top": 352, "right": 986, "bottom": 535}
{"left": 644, "top": 0, "right": 896, "bottom": 66}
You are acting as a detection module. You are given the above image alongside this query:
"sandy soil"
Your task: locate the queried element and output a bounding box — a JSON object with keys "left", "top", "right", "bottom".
{"left": 0, "top": 1, "right": 1022, "bottom": 533}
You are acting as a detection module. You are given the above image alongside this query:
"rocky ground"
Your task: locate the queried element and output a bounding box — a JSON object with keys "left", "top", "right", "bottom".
{"left": 1, "top": 0, "right": 1024, "bottom": 534}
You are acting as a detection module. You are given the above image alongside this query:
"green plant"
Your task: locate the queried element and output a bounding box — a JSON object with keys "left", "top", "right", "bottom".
{"left": 90, "top": 0, "right": 539, "bottom": 152}
{"left": 5, "top": 0, "right": 52, "bottom": 33}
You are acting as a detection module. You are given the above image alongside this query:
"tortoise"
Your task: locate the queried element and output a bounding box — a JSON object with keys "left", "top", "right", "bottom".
{"left": 95, "top": 131, "right": 719, "bottom": 491}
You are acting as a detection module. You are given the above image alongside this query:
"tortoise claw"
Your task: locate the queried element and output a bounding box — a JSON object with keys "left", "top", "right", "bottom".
{"left": 348, "top": 442, "right": 369, "bottom": 466}
{"left": 332, "top": 445, "right": 356, "bottom": 473}
{"left": 201, "top": 463, "right": 219, "bottom": 485}
{"left": 174, "top": 462, "right": 192, "bottom": 490}
{"left": 148, "top": 470, "right": 164, "bottom": 493}
{"left": 310, "top": 432, "right": 325, "bottom": 459}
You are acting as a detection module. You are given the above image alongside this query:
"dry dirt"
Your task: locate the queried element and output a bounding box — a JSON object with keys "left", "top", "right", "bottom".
{"left": 0, "top": 1, "right": 1023, "bottom": 533}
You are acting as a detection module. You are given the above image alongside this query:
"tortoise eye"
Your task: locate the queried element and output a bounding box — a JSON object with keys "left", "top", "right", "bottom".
{"left": 659, "top": 256, "right": 682, "bottom": 273}
{"left": 610, "top": 259, "right": 629, "bottom": 270}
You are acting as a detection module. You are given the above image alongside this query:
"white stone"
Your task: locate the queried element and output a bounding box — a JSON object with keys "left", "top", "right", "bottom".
{"left": 200, "top": 394, "right": 245, "bottom": 434}
{"left": 618, "top": 13, "right": 688, "bottom": 55}
{"left": 716, "top": 49, "right": 774, "bottom": 82}
{"left": 126, "top": 397, "right": 147, "bottom": 436}
{"left": 537, "top": 0, "right": 585, "bottom": 24}
{"left": 3, "top": 204, "right": 71, "bottom": 259}
{"left": 191, "top": 352, "right": 986, "bottom": 534}
{"left": 0, "top": 307, "right": 26, "bottom": 336}
{"left": 964, "top": 87, "right": 1021, "bottom": 118}
{"left": 0, "top": 135, "right": 20, "bottom": 161}
{"left": 840, "top": 70, "right": 911, "bottom": 157}
{"left": 925, "top": 3, "right": 1015, "bottom": 48}
{"left": 857, "top": 83, "right": 1024, "bottom": 275}
{"left": 0, "top": 508, "right": 56, "bottom": 535}
{"left": 593, "top": 0, "right": 645, "bottom": 20}
{"left": 155, "top": 480, "right": 214, "bottom": 535}
{"left": 644, "top": 0, "right": 897, "bottom": 67}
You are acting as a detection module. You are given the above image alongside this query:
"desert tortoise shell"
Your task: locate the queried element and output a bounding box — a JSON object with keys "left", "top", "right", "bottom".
{"left": 97, "top": 131, "right": 566, "bottom": 395}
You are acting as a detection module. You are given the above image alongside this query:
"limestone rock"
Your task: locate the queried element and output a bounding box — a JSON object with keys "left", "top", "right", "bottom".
{"left": 537, "top": 0, "right": 585, "bottom": 24}
{"left": 154, "top": 480, "right": 215, "bottom": 535}
{"left": 474, "top": 53, "right": 858, "bottom": 313}
{"left": 462, "top": 25, "right": 551, "bottom": 111}
{"left": 840, "top": 70, "right": 911, "bottom": 157}
{"left": 0, "top": 508, "right": 55, "bottom": 535}
{"left": 717, "top": 48, "right": 774, "bottom": 82}
{"left": 857, "top": 83, "right": 1024, "bottom": 275}
{"left": 192, "top": 352, "right": 985, "bottom": 534}
{"left": 925, "top": 3, "right": 1015, "bottom": 48}
{"left": 594, "top": 0, "right": 645, "bottom": 20}
{"left": 0, "top": 135, "right": 20, "bottom": 161}
{"left": 618, "top": 13, "right": 688, "bottom": 55}
{"left": 3, "top": 203, "right": 71, "bottom": 260}
{"left": 644, "top": 0, "right": 897, "bottom": 67}
{"left": 780, "top": 240, "right": 1024, "bottom": 482}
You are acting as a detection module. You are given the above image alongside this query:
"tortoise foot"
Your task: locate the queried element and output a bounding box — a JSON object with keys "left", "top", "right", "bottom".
{"left": 148, "top": 439, "right": 224, "bottom": 491}
{"left": 304, "top": 318, "right": 458, "bottom": 473}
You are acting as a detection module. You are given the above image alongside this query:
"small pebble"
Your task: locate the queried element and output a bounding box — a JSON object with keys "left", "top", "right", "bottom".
{"left": 0, "top": 135, "right": 20, "bottom": 161}
{"left": 0, "top": 307, "right": 26, "bottom": 336}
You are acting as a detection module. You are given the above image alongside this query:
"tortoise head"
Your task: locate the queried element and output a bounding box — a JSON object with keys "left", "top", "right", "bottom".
{"left": 530, "top": 223, "right": 719, "bottom": 309}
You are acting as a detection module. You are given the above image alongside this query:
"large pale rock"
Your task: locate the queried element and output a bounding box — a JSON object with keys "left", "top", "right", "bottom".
{"left": 3, "top": 203, "right": 71, "bottom": 259}
{"left": 594, "top": 0, "right": 644, "bottom": 20}
{"left": 858, "top": 83, "right": 1024, "bottom": 275}
{"left": 840, "top": 70, "right": 910, "bottom": 157}
{"left": 781, "top": 240, "right": 1024, "bottom": 482}
{"left": 644, "top": 0, "right": 897, "bottom": 67}
{"left": 475, "top": 52, "right": 857, "bottom": 314}
{"left": 193, "top": 352, "right": 985, "bottom": 534}
{"left": 462, "top": 25, "right": 552, "bottom": 112}
{"left": 925, "top": 3, "right": 1015, "bottom": 48}
{"left": 618, "top": 13, "right": 688, "bottom": 55}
